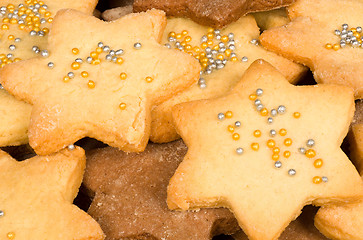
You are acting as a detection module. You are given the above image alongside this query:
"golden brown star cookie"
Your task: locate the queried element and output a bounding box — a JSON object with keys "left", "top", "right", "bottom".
{"left": 260, "top": 0, "right": 363, "bottom": 98}
{"left": 133, "top": 0, "right": 295, "bottom": 28}
{"left": 167, "top": 60, "right": 363, "bottom": 240}
{"left": 0, "top": 0, "right": 97, "bottom": 65}
{"left": 0, "top": 9, "right": 200, "bottom": 155}
{"left": 0, "top": 89, "right": 31, "bottom": 146}
{"left": 0, "top": 146, "right": 105, "bottom": 239}
{"left": 150, "top": 15, "right": 306, "bottom": 143}
{"left": 83, "top": 141, "right": 239, "bottom": 240}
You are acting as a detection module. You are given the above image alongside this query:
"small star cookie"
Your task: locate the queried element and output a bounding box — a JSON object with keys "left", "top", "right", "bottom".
{"left": 0, "top": 9, "right": 200, "bottom": 155}
{"left": 260, "top": 0, "right": 363, "bottom": 98}
{"left": 0, "top": 89, "right": 31, "bottom": 146}
{"left": 83, "top": 140, "right": 239, "bottom": 240}
{"left": 150, "top": 15, "right": 306, "bottom": 143}
{"left": 167, "top": 60, "right": 363, "bottom": 240}
{"left": 133, "top": 0, "right": 295, "bottom": 28}
{"left": 0, "top": 146, "right": 105, "bottom": 239}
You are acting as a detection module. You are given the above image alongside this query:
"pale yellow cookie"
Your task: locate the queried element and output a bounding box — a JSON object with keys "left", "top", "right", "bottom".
{"left": 168, "top": 60, "right": 363, "bottom": 240}
{"left": 0, "top": 146, "right": 105, "bottom": 239}
{"left": 0, "top": 9, "right": 200, "bottom": 155}
{"left": 150, "top": 15, "right": 306, "bottom": 143}
{"left": 0, "top": 89, "right": 31, "bottom": 146}
{"left": 260, "top": 0, "right": 363, "bottom": 99}
{"left": 253, "top": 8, "right": 289, "bottom": 31}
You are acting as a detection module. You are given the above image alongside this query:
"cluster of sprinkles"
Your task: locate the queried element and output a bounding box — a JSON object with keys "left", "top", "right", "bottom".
{"left": 216, "top": 88, "right": 328, "bottom": 184}
{"left": 48, "top": 41, "right": 153, "bottom": 111}
{"left": 165, "top": 27, "right": 249, "bottom": 89}
{"left": 325, "top": 24, "right": 363, "bottom": 50}
{"left": 0, "top": 0, "right": 53, "bottom": 67}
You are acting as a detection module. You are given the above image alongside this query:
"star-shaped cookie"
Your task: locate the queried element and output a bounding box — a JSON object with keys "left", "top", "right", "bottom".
{"left": 83, "top": 140, "right": 239, "bottom": 240}
{"left": 0, "top": 9, "right": 200, "bottom": 155}
{"left": 0, "top": 89, "right": 31, "bottom": 146}
{"left": 167, "top": 60, "right": 363, "bottom": 240}
{"left": 260, "top": 0, "right": 363, "bottom": 99}
{"left": 0, "top": 0, "right": 97, "bottom": 63}
{"left": 133, "top": 0, "right": 295, "bottom": 28}
{"left": 150, "top": 15, "right": 306, "bottom": 143}
{"left": 0, "top": 146, "right": 104, "bottom": 239}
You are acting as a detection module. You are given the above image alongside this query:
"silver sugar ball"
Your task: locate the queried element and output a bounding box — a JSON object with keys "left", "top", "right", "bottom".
{"left": 299, "top": 147, "right": 306, "bottom": 154}
{"left": 68, "top": 144, "right": 75, "bottom": 150}
{"left": 277, "top": 105, "right": 286, "bottom": 114}
{"left": 133, "top": 42, "right": 142, "bottom": 49}
{"left": 47, "top": 62, "right": 54, "bottom": 68}
{"left": 67, "top": 72, "right": 75, "bottom": 78}
{"left": 217, "top": 113, "right": 225, "bottom": 120}
{"left": 241, "top": 56, "right": 248, "bottom": 62}
{"left": 235, "top": 121, "right": 241, "bottom": 127}
{"left": 274, "top": 161, "right": 282, "bottom": 168}
{"left": 322, "top": 176, "right": 328, "bottom": 182}
{"left": 40, "top": 49, "right": 49, "bottom": 57}
{"left": 288, "top": 169, "right": 296, "bottom": 176}
{"left": 270, "top": 109, "right": 277, "bottom": 117}
{"left": 270, "top": 129, "right": 276, "bottom": 137}
{"left": 75, "top": 58, "right": 83, "bottom": 63}
{"left": 306, "top": 139, "right": 315, "bottom": 147}
{"left": 97, "top": 42, "right": 104, "bottom": 48}
{"left": 267, "top": 117, "right": 273, "bottom": 124}
{"left": 236, "top": 147, "right": 244, "bottom": 155}
{"left": 9, "top": 45, "right": 15, "bottom": 51}
{"left": 256, "top": 88, "right": 263, "bottom": 96}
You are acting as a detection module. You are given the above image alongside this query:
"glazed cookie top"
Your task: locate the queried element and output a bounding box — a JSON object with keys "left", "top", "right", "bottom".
{"left": 0, "top": 9, "right": 200, "bottom": 155}
{"left": 260, "top": 0, "right": 363, "bottom": 99}
{"left": 168, "top": 60, "right": 363, "bottom": 240}
{"left": 0, "top": 146, "right": 105, "bottom": 239}
{"left": 133, "top": 0, "right": 295, "bottom": 28}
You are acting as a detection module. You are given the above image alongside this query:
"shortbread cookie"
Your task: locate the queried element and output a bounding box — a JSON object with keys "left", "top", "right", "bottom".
{"left": 0, "top": 89, "right": 31, "bottom": 146}
{"left": 0, "top": 9, "right": 200, "bottom": 155}
{"left": 233, "top": 206, "right": 328, "bottom": 240}
{"left": 102, "top": 5, "right": 133, "bottom": 21}
{"left": 168, "top": 60, "right": 363, "bottom": 240}
{"left": 350, "top": 100, "right": 363, "bottom": 173}
{"left": 150, "top": 15, "right": 306, "bottom": 143}
{"left": 253, "top": 8, "right": 289, "bottom": 31}
{"left": 133, "top": 0, "right": 295, "bottom": 28}
{"left": 83, "top": 140, "right": 239, "bottom": 240}
{"left": 260, "top": 0, "right": 363, "bottom": 99}
{"left": 0, "top": 146, "right": 105, "bottom": 239}
{"left": 0, "top": 0, "right": 97, "bottom": 64}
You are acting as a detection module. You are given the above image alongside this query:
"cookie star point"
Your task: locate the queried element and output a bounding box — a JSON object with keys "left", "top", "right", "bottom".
{"left": 260, "top": 0, "right": 363, "bottom": 98}
{"left": 168, "top": 60, "right": 363, "bottom": 240}
{"left": 0, "top": 146, "right": 105, "bottom": 239}
{"left": 0, "top": 9, "right": 200, "bottom": 155}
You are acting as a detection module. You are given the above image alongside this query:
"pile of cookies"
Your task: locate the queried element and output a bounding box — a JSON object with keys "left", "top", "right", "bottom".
{"left": 0, "top": 0, "right": 362, "bottom": 239}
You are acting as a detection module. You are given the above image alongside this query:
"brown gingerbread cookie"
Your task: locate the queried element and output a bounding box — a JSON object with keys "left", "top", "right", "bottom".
{"left": 83, "top": 140, "right": 239, "bottom": 240}
{"left": 133, "top": 0, "right": 295, "bottom": 28}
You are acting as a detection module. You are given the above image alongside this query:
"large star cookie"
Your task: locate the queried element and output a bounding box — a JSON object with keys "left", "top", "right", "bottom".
{"left": 150, "top": 15, "right": 306, "bottom": 143}
{"left": 0, "top": 89, "right": 31, "bottom": 146}
{"left": 0, "top": 9, "right": 200, "bottom": 155}
{"left": 260, "top": 0, "right": 363, "bottom": 99}
{"left": 133, "top": 0, "right": 295, "bottom": 28}
{"left": 167, "top": 60, "right": 363, "bottom": 240}
{"left": 0, "top": 0, "right": 97, "bottom": 64}
{"left": 83, "top": 140, "right": 239, "bottom": 240}
{"left": 314, "top": 101, "right": 363, "bottom": 240}
{"left": 0, "top": 146, "right": 104, "bottom": 239}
